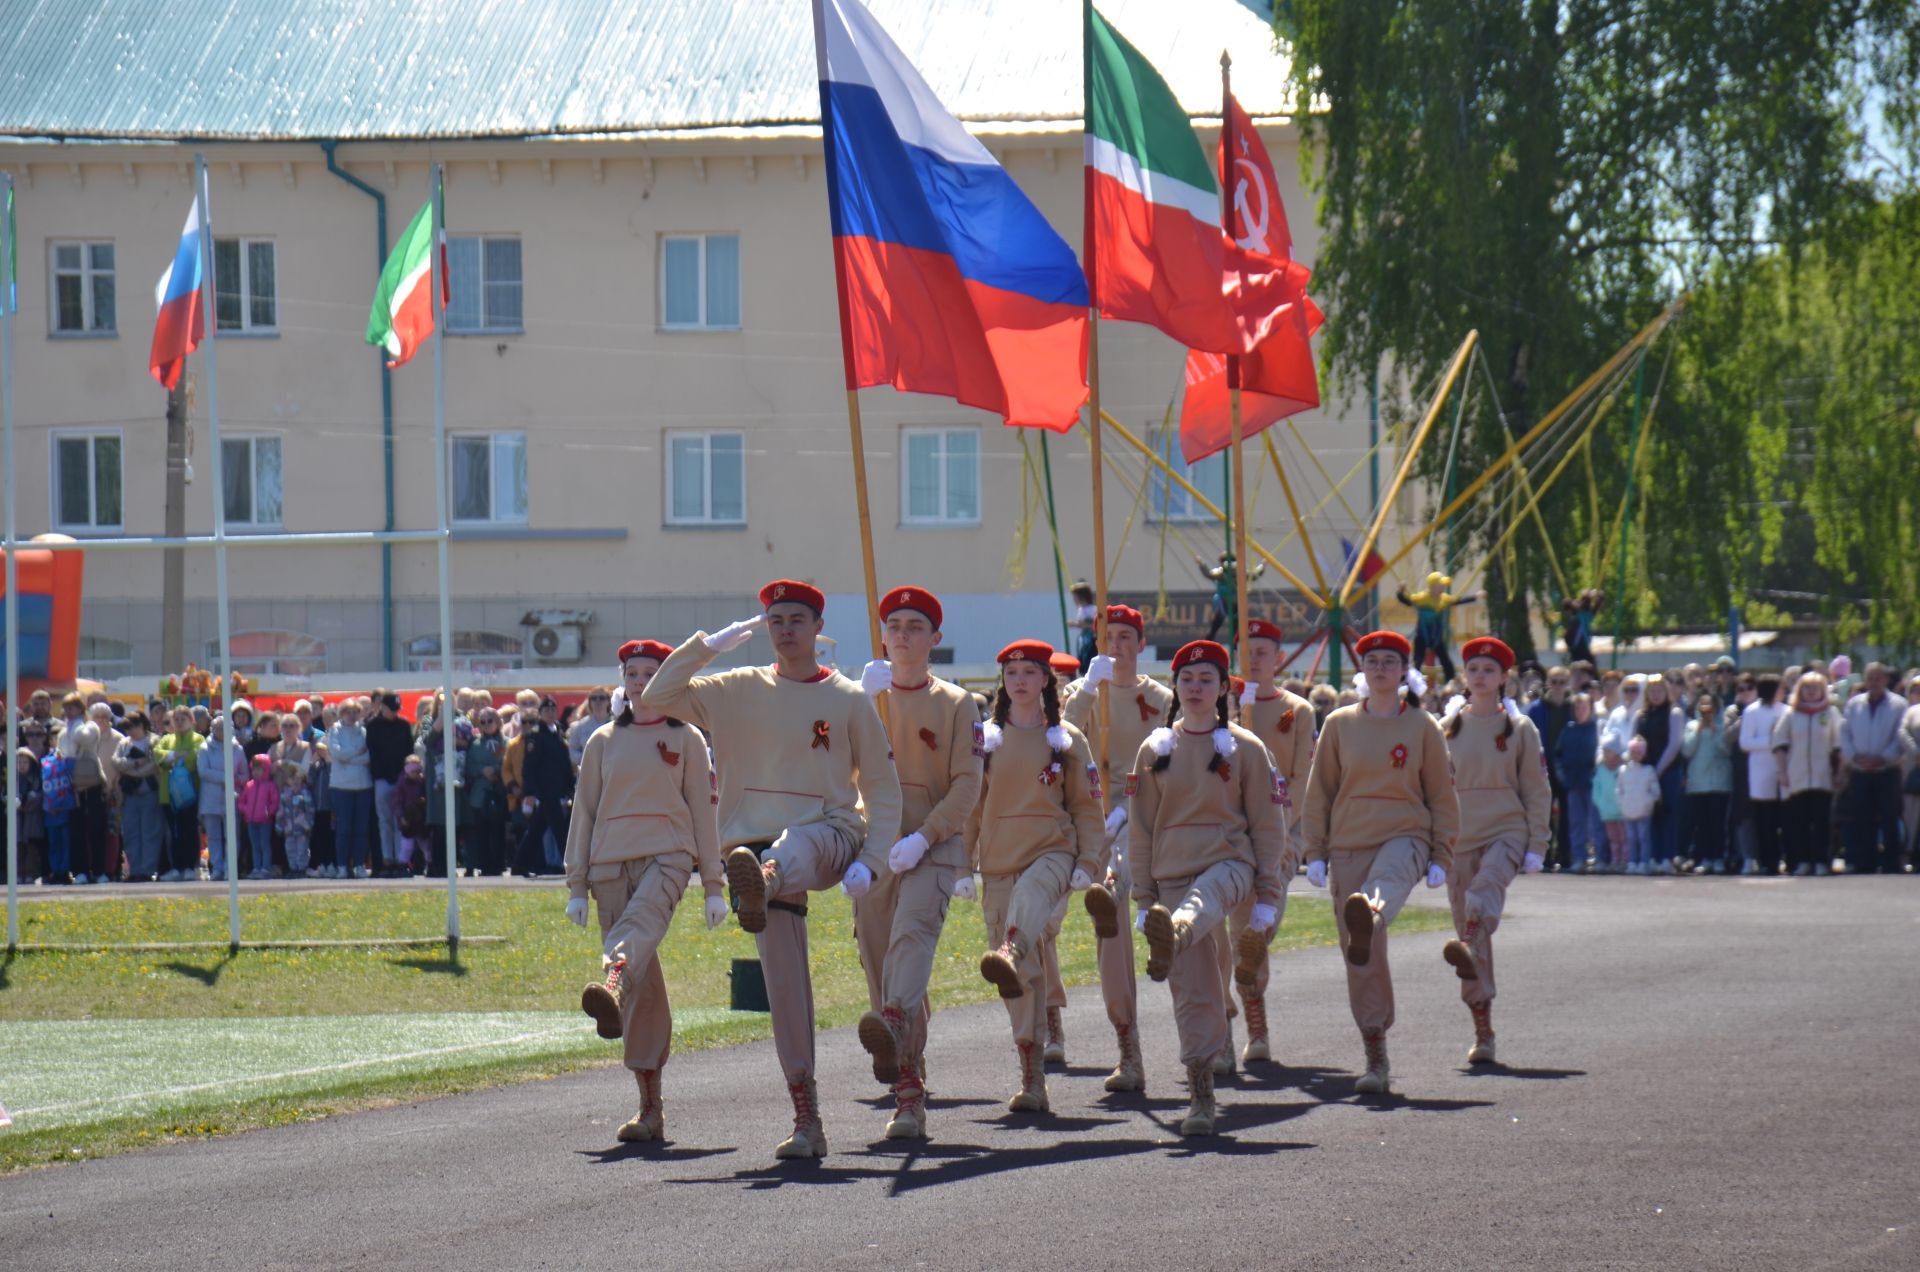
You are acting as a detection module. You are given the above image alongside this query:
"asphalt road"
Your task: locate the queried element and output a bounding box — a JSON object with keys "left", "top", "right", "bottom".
{"left": 4, "top": 876, "right": 1916, "bottom": 1271}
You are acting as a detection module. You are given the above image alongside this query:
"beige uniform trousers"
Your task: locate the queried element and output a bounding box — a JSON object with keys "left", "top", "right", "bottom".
{"left": 758, "top": 820, "right": 860, "bottom": 1080}
{"left": 1040, "top": 821, "right": 1138, "bottom": 1028}
{"left": 852, "top": 834, "right": 963, "bottom": 1060}
{"left": 1447, "top": 838, "right": 1525, "bottom": 1008}
{"left": 1153, "top": 859, "right": 1254, "bottom": 1066}
{"left": 1328, "top": 836, "right": 1431, "bottom": 1035}
{"left": 588, "top": 853, "right": 693, "bottom": 1072}
{"left": 1216, "top": 812, "right": 1298, "bottom": 1007}
{"left": 982, "top": 850, "right": 1076, "bottom": 1048}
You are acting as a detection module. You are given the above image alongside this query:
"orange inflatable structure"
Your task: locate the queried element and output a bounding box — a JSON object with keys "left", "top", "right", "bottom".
{"left": 1, "top": 536, "right": 86, "bottom": 690}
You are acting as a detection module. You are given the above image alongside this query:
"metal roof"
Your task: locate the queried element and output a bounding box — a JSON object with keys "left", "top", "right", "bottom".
{"left": 0, "top": 0, "right": 1294, "bottom": 143}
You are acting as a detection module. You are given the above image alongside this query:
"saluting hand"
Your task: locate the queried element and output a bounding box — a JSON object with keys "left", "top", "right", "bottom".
{"left": 704, "top": 617, "right": 763, "bottom": 653}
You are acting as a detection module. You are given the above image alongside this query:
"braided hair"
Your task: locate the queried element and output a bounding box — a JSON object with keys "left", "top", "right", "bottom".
{"left": 1444, "top": 676, "right": 1514, "bottom": 741}
{"left": 987, "top": 672, "right": 1066, "bottom": 773}
{"left": 1151, "top": 685, "right": 1232, "bottom": 774}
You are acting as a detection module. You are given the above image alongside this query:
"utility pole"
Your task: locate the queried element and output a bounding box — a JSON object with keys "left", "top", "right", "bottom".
{"left": 162, "top": 381, "right": 188, "bottom": 671}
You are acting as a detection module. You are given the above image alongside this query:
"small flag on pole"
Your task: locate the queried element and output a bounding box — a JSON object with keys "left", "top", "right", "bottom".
{"left": 4, "top": 182, "right": 16, "bottom": 313}
{"left": 1342, "top": 537, "right": 1388, "bottom": 588}
{"left": 149, "top": 193, "right": 206, "bottom": 389}
{"left": 366, "top": 200, "right": 437, "bottom": 369}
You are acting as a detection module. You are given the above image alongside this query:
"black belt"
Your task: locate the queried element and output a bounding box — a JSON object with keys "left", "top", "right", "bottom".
{"left": 731, "top": 841, "right": 809, "bottom": 919}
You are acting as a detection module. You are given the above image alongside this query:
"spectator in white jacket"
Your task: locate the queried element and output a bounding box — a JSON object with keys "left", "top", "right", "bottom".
{"left": 1771, "top": 672, "right": 1842, "bottom": 876}
{"left": 1738, "top": 674, "right": 1787, "bottom": 876}
{"left": 196, "top": 717, "right": 246, "bottom": 879}
{"left": 326, "top": 700, "right": 375, "bottom": 878}
{"left": 1601, "top": 674, "right": 1643, "bottom": 760}
{"left": 1616, "top": 736, "right": 1662, "bottom": 874}
{"left": 1839, "top": 662, "right": 1906, "bottom": 875}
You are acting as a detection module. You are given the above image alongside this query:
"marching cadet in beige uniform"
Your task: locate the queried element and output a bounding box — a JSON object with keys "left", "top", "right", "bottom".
{"left": 1439, "top": 636, "right": 1549, "bottom": 1064}
{"left": 566, "top": 639, "right": 728, "bottom": 1144}
{"left": 851, "top": 586, "right": 983, "bottom": 1139}
{"left": 1062, "top": 605, "right": 1174, "bottom": 1092}
{"left": 972, "top": 640, "right": 1107, "bottom": 1114}
{"left": 1299, "top": 629, "right": 1460, "bottom": 1095}
{"left": 1128, "top": 641, "right": 1287, "bottom": 1135}
{"left": 641, "top": 580, "right": 902, "bottom": 1159}
{"left": 1217, "top": 618, "right": 1316, "bottom": 1065}
{"left": 1036, "top": 651, "right": 1083, "bottom": 1065}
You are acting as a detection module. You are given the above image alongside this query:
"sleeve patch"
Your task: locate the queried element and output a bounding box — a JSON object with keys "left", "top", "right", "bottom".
{"left": 1086, "top": 763, "right": 1104, "bottom": 803}
{"left": 1124, "top": 773, "right": 1138, "bottom": 797}
{"left": 1271, "top": 772, "right": 1291, "bottom": 808}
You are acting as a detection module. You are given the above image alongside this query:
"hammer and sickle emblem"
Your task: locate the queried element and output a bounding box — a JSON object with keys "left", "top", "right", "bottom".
{"left": 1233, "top": 156, "right": 1271, "bottom": 255}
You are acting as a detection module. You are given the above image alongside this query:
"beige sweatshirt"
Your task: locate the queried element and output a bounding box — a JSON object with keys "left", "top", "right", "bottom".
{"left": 876, "top": 674, "right": 982, "bottom": 844}
{"left": 1064, "top": 673, "right": 1175, "bottom": 813}
{"left": 1444, "top": 709, "right": 1552, "bottom": 855}
{"left": 564, "top": 718, "right": 724, "bottom": 900}
{"left": 965, "top": 719, "right": 1106, "bottom": 879}
{"left": 639, "top": 634, "right": 903, "bottom": 876}
{"left": 1299, "top": 702, "right": 1460, "bottom": 869}
{"left": 1244, "top": 686, "right": 1316, "bottom": 825}
{"left": 1126, "top": 721, "right": 1290, "bottom": 905}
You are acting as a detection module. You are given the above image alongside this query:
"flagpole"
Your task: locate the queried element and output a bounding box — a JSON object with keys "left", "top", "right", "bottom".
{"left": 194, "top": 154, "right": 241, "bottom": 948}
{"left": 1221, "top": 53, "right": 1252, "bottom": 678}
{"left": 3, "top": 170, "right": 18, "bottom": 952}
{"left": 430, "top": 162, "right": 459, "bottom": 946}
{"left": 1083, "top": 0, "right": 1111, "bottom": 805}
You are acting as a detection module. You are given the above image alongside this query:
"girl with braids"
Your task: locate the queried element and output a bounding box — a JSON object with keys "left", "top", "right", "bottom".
{"left": 563, "top": 639, "right": 729, "bottom": 1144}
{"left": 970, "top": 640, "right": 1106, "bottom": 1115}
{"left": 1127, "top": 642, "right": 1288, "bottom": 1136}
{"left": 1299, "top": 629, "right": 1459, "bottom": 1096}
{"left": 1439, "top": 637, "right": 1550, "bottom": 1065}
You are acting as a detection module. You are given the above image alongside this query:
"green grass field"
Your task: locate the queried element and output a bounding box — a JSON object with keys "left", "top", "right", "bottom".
{"left": 0, "top": 885, "right": 1452, "bottom": 1173}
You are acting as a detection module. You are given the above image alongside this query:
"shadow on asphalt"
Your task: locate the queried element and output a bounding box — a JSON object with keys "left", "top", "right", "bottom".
{"left": 1455, "top": 1064, "right": 1587, "bottom": 1080}
{"left": 388, "top": 952, "right": 468, "bottom": 977}
{"left": 159, "top": 952, "right": 236, "bottom": 986}
{"left": 577, "top": 1142, "right": 734, "bottom": 1166}
{"left": 669, "top": 1136, "right": 1170, "bottom": 1196}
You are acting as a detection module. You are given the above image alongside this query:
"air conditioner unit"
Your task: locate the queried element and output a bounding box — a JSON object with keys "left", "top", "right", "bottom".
{"left": 521, "top": 608, "right": 593, "bottom": 665}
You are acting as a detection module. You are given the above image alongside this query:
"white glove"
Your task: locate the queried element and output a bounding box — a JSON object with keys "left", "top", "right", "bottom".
{"left": 888, "top": 831, "right": 929, "bottom": 873}
{"left": 1135, "top": 908, "right": 1150, "bottom": 933}
{"left": 1070, "top": 868, "right": 1093, "bottom": 891}
{"left": 1240, "top": 679, "right": 1259, "bottom": 706}
{"left": 703, "top": 616, "right": 763, "bottom": 653}
{"left": 860, "top": 659, "right": 892, "bottom": 696}
{"left": 1084, "top": 654, "right": 1114, "bottom": 687}
{"left": 609, "top": 686, "right": 628, "bottom": 718}
{"left": 705, "top": 895, "right": 729, "bottom": 929}
{"left": 840, "top": 861, "right": 873, "bottom": 899}
{"left": 565, "top": 897, "right": 588, "bottom": 927}
{"left": 1426, "top": 863, "right": 1447, "bottom": 889}
{"left": 1306, "top": 860, "right": 1327, "bottom": 889}
{"left": 951, "top": 873, "right": 977, "bottom": 902}
{"left": 1522, "top": 851, "right": 1544, "bottom": 874}
{"left": 1250, "top": 902, "right": 1278, "bottom": 932}
{"left": 1103, "top": 806, "right": 1128, "bottom": 836}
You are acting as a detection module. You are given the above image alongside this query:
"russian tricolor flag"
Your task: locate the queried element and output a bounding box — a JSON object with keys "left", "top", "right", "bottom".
{"left": 814, "top": 0, "right": 1089, "bottom": 430}
{"left": 150, "top": 193, "right": 206, "bottom": 390}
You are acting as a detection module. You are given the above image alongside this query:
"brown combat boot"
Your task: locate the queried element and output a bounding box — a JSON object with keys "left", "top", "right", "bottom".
{"left": 886, "top": 1055, "right": 929, "bottom": 1139}
{"left": 857, "top": 1006, "right": 906, "bottom": 1085}
{"left": 1241, "top": 994, "right": 1272, "bottom": 1063}
{"left": 1103, "top": 1022, "right": 1145, "bottom": 1092}
{"left": 1467, "top": 1002, "right": 1496, "bottom": 1065}
{"left": 1443, "top": 917, "right": 1482, "bottom": 981}
{"left": 774, "top": 1072, "right": 828, "bottom": 1159}
{"left": 1180, "top": 1060, "right": 1217, "bottom": 1136}
{"left": 1007, "top": 1040, "right": 1050, "bottom": 1113}
{"left": 581, "top": 951, "right": 627, "bottom": 1040}
{"left": 616, "top": 1068, "right": 663, "bottom": 1143}
{"left": 1343, "top": 893, "right": 1377, "bottom": 966}
{"left": 1043, "top": 1006, "right": 1067, "bottom": 1065}
{"left": 1355, "top": 1028, "right": 1391, "bottom": 1095}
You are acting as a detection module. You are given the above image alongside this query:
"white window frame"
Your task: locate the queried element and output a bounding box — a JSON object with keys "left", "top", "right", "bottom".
{"left": 77, "top": 636, "right": 134, "bottom": 683}
{"left": 49, "top": 240, "right": 116, "bottom": 335}
{"left": 445, "top": 234, "right": 524, "bottom": 334}
{"left": 49, "top": 428, "right": 124, "bottom": 533}
{"left": 659, "top": 233, "right": 741, "bottom": 331}
{"left": 1147, "top": 428, "right": 1225, "bottom": 524}
{"left": 221, "top": 434, "right": 283, "bottom": 528}
{"left": 213, "top": 237, "right": 278, "bottom": 334}
{"left": 663, "top": 430, "right": 747, "bottom": 526}
{"left": 449, "top": 432, "right": 529, "bottom": 526}
{"left": 900, "top": 426, "right": 982, "bottom": 528}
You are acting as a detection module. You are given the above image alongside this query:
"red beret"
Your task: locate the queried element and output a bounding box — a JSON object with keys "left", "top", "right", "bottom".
{"left": 1461, "top": 636, "right": 1515, "bottom": 671}
{"left": 759, "top": 579, "right": 825, "bottom": 616}
{"left": 1230, "top": 675, "right": 1247, "bottom": 699}
{"left": 1105, "top": 605, "right": 1145, "bottom": 634}
{"left": 617, "top": 639, "right": 673, "bottom": 665}
{"left": 997, "top": 639, "right": 1055, "bottom": 667}
{"left": 1355, "top": 630, "right": 1413, "bottom": 661}
{"left": 1171, "top": 640, "right": 1231, "bottom": 675}
{"left": 880, "top": 585, "right": 942, "bottom": 630}
{"left": 1247, "top": 618, "right": 1284, "bottom": 643}
{"left": 1048, "top": 651, "right": 1081, "bottom": 675}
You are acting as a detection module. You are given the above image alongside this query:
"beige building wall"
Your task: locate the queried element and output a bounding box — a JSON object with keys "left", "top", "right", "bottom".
{"left": 3, "top": 127, "right": 1402, "bottom": 681}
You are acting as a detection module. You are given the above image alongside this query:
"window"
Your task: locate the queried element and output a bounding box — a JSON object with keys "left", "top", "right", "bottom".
{"left": 52, "top": 432, "right": 122, "bottom": 531}
{"left": 445, "top": 235, "right": 523, "bottom": 333}
{"left": 660, "top": 234, "right": 740, "bottom": 330}
{"left": 901, "top": 427, "right": 980, "bottom": 526}
{"left": 665, "top": 431, "right": 745, "bottom": 525}
{"left": 77, "top": 636, "right": 134, "bottom": 682}
{"left": 208, "top": 630, "right": 328, "bottom": 678}
{"left": 221, "top": 435, "right": 283, "bottom": 527}
{"left": 1148, "top": 428, "right": 1225, "bottom": 523}
{"left": 51, "top": 241, "right": 116, "bottom": 334}
{"left": 405, "top": 630, "right": 525, "bottom": 675}
{"left": 451, "top": 433, "right": 528, "bottom": 524}
{"left": 214, "top": 238, "right": 277, "bottom": 332}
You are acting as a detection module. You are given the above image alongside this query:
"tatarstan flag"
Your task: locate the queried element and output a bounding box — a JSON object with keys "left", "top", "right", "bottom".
{"left": 365, "top": 199, "right": 437, "bottom": 369}
{"left": 1084, "top": 6, "right": 1309, "bottom": 355}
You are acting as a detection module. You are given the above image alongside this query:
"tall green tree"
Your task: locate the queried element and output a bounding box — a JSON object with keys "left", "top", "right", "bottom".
{"left": 1276, "top": 0, "right": 1920, "bottom": 654}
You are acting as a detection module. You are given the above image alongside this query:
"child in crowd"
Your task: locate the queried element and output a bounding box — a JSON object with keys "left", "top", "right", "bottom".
{"left": 1616, "top": 735, "right": 1661, "bottom": 875}
{"left": 15, "top": 748, "right": 45, "bottom": 883}
{"left": 309, "top": 740, "right": 336, "bottom": 877}
{"left": 239, "top": 754, "right": 280, "bottom": 879}
{"left": 395, "top": 754, "right": 428, "bottom": 872}
{"left": 1591, "top": 740, "right": 1626, "bottom": 872}
{"left": 41, "top": 748, "right": 76, "bottom": 884}
{"left": 277, "top": 765, "right": 316, "bottom": 876}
